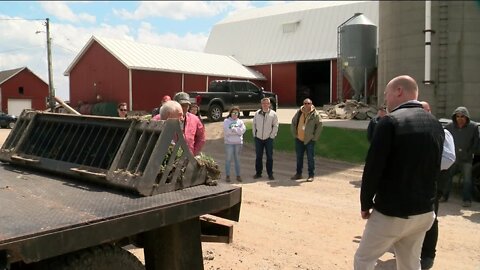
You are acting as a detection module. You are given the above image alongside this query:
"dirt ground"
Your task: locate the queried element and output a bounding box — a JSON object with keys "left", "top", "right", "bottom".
{"left": 127, "top": 117, "right": 479, "bottom": 270}
{"left": 1, "top": 114, "right": 478, "bottom": 269}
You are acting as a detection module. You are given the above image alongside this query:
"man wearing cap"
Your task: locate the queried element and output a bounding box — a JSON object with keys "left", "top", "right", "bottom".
{"left": 151, "top": 95, "right": 172, "bottom": 117}
{"left": 441, "top": 106, "right": 479, "bottom": 207}
{"left": 174, "top": 92, "right": 205, "bottom": 156}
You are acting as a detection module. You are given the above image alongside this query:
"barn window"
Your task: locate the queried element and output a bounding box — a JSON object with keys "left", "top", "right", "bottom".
{"left": 283, "top": 21, "right": 300, "bottom": 33}
{"left": 18, "top": 87, "right": 24, "bottom": 95}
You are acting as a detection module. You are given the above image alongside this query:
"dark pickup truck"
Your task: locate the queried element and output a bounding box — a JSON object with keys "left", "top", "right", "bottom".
{"left": 188, "top": 80, "right": 278, "bottom": 122}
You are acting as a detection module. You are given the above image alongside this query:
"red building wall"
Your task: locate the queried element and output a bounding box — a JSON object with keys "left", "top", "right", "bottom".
{"left": 250, "top": 63, "right": 296, "bottom": 106}
{"left": 272, "top": 63, "right": 296, "bottom": 106}
{"left": 250, "top": 65, "right": 271, "bottom": 91}
{"left": 184, "top": 74, "right": 208, "bottom": 92}
{"left": 0, "top": 68, "right": 48, "bottom": 113}
{"left": 131, "top": 70, "right": 182, "bottom": 112}
{"left": 69, "top": 41, "right": 130, "bottom": 107}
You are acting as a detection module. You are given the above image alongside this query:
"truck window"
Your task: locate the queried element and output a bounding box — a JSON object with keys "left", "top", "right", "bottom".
{"left": 246, "top": 83, "right": 259, "bottom": 93}
{"left": 209, "top": 82, "right": 227, "bottom": 93}
{"left": 233, "top": 82, "right": 247, "bottom": 92}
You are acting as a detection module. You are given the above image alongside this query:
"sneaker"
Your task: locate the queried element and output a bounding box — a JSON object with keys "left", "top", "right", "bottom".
{"left": 420, "top": 257, "right": 434, "bottom": 270}
{"left": 306, "top": 176, "right": 314, "bottom": 182}
{"left": 253, "top": 174, "right": 262, "bottom": 179}
{"left": 290, "top": 174, "right": 302, "bottom": 180}
{"left": 236, "top": 176, "right": 242, "bottom": 182}
{"left": 268, "top": 175, "right": 275, "bottom": 180}
{"left": 225, "top": 176, "right": 230, "bottom": 182}
{"left": 462, "top": 200, "right": 472, "bottom": 207}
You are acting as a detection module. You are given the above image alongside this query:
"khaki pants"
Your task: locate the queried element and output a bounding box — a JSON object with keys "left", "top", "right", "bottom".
{"left": 354, "top": 210, "right": 435, "bottom": 270}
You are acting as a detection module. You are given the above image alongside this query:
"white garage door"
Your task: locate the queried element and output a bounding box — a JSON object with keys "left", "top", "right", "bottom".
{"left": 8, "top": 99, "right": 32, "bottom": 116}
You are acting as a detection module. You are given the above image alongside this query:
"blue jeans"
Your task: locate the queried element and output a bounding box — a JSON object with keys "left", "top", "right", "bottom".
{"left": 443, "top": 161, "right": 473, "bottom": 201}
{"left": 255, "top": 137, "right": 273, "bottom": 176}
{"left": 295, "top": 138, "right": 315, "bottom": 177}
{"left": 225, "top": 144, "right": 242, "bottom": 177}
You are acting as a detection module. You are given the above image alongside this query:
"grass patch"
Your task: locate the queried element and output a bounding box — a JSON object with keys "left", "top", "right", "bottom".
{"left": 244, "top": 122, "right": 369, "bottom": 164}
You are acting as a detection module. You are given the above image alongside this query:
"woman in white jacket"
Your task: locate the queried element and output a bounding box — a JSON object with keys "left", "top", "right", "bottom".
{"left": 223, "top": 106, "right": 246, "bottom": 182}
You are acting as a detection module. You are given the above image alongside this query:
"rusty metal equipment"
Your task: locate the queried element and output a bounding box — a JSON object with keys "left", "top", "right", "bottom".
{"left": 0, "top": 110, "right": 207, "bottom": 196}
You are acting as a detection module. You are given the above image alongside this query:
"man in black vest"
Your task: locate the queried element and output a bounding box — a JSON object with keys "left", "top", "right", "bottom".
{"left": 354, "top": 75, "right": 445, "bottom": 270}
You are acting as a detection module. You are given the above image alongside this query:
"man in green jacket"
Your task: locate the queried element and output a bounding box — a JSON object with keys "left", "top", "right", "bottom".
{"left": 290, "top": 98, "right": 323, "bottom": 182}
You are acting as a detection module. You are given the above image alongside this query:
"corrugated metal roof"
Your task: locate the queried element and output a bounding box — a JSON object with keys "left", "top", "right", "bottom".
{"left": 64, "top": 36, "right": 266, "bottom": 80}
{"left": 204, "top": 1, "right": 379, "bottom": 65}
{"left": 0, "top": 67, "right": 25, "bottom": 85}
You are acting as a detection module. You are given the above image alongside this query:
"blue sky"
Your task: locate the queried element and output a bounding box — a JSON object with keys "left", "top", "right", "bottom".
{"left": 0, "top": 1, "right": 287, "bottom": 100}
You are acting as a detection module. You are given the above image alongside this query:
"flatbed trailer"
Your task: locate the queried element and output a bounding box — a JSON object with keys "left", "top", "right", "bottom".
{"left": 0, "top": 111, "right": 241, "bottom": 270}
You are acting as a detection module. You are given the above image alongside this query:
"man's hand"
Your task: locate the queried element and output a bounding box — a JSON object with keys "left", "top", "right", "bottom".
{"left": 361, "top": 210, "right": 372, "bottom": 219}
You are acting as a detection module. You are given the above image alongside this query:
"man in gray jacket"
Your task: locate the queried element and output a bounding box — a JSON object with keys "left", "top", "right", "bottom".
{"left": 441, "top": 106, "right": 479, "bottom": 207}
{"left": 252, "top": 98, "right": 279, "bottom": 180}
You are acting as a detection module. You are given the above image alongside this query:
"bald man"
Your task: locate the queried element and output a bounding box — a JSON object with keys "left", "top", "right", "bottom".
{"left": 158, "top": 100, "right": 183, "bottom": 120}
{"left": 354, "top": 76, "right": 445, "bottom": 270}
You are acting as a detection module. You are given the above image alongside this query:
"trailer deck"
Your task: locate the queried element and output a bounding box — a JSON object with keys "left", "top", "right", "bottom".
{"left": 0, "top": 164, "right": 241, "bottom": 264}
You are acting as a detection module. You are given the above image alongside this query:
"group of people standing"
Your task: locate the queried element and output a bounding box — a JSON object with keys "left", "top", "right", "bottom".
{"left": 224, "top": 97, "right": 323, "bottom": 183}
{"left": 116, "top": 94, "right": 324, "bottom": 184}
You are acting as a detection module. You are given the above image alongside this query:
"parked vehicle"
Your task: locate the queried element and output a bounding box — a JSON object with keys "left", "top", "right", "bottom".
{"left": 440, "top": 118, "right": 480, "bottom": 201}
{"left": 188, "top": 80, "right": 278, "bottom": 122}
{"left": 0, "top": 111, "right": 241, "bottom": 269}
{"left": 0, "top": 111, "right": 16, "bottom": 128}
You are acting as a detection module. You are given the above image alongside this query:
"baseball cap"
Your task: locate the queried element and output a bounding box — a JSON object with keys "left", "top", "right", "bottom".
{"left": 173, "top": 92, "right": 191, "bottom": 105}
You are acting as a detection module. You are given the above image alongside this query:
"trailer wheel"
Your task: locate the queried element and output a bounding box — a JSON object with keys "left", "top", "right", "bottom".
{"left": 33, "top": 245, "right": 144, "bottom": 270}
{"left": 208, "top": 104, "right": 223, "bottom": 122}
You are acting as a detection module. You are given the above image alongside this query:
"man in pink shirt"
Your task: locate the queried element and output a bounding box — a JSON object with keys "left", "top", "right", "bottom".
{"left": 173, "top": 92, "right": 205, "bottom": 156}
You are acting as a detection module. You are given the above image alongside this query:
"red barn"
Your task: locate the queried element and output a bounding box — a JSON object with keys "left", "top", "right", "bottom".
{"left": 204, "top": 1, "right": 379, "bottom": 107}
{"left": 0, "top": 67, "right": 48, "bottom": 116}
{"left": 64, "top": 36, "right": 266, "bottom": 113}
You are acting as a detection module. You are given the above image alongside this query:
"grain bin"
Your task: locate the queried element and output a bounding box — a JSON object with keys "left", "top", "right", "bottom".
{"left": 339, "top": 13, "right": 377, "bottom": 101}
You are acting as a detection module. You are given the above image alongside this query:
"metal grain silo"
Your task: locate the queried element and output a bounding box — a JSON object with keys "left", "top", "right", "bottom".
{"left": 339, "top": 13, "right": 377, "bottom": 101}
{"left": 378, "top": 1, "right": 480, "bottom": 119}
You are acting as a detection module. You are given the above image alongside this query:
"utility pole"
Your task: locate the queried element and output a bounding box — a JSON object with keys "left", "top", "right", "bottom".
{"left": 46, "top": 18, "right": 55, "bottom": 111}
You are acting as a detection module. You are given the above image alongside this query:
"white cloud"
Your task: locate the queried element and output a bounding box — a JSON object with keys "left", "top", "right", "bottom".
{"left": 114, "top": 1, "right": 233, "bottom": 20}
{"left": 0, "top": 1, "right": 279, "bottom": 102}
{"left": 137, "top": 22, "right": 208, "bottom": 52}
{"left": 40, "top": 2, "right": 96, "bottom": 23}
{"left": 0, "top": 15, "right": 134, "bottom": 101}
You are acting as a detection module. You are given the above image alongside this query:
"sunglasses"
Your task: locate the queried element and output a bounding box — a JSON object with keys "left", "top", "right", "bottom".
{"left": 119, "top": 108, "right": 127, "bottom": 112}
{"left": 231, "top": 112, "right": 239, "bottom": 115}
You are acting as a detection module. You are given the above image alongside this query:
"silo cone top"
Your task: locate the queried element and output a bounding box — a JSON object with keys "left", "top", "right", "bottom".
{"left": 344, "top": 14, "right": 376, "bottom": 26}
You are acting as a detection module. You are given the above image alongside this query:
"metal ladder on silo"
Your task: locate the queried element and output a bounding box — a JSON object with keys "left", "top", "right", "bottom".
{"left": 436, "top": 2, "right": 449, "bottom": 118}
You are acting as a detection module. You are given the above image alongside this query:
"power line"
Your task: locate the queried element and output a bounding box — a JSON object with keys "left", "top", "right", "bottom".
{"left": 0, "top": 46, "right": 44, "bottom": 54}
{"left": 0, "top": 18, "right": 46, "bottom": 21}
{"left": 51, "top": 42, "right": 77, "bottom": 53}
